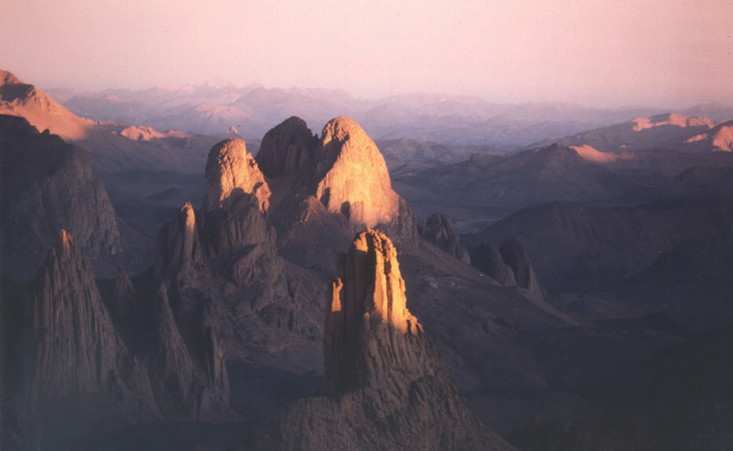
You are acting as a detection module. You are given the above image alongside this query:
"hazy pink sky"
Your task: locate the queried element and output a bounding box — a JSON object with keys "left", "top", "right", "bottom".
{"left": 2, "top": 0, "right": 731, "bottom": 107}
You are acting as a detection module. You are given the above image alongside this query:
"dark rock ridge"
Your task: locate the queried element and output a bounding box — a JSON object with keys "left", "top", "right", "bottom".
{"left": 0, "top": 114, "right": 121, "bottom": 280}
{"left": 477, "top": 198, "right": 733, "bottom": 294}
{"left": 255, "top": 116, "right": 418, "bottom": 269}
{"left": 251, "top": 230, "right": 513, "bottom": 450}
{"left": 1, "top": 231, "right": 157, "bottom": 447}
{"left": 419, "top": 213, "right": 471, "bottom": 263}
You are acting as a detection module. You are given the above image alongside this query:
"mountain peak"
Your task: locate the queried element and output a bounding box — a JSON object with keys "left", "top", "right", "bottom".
{"left": 0, "top": 68, "right": 91, "bottom": 140}
{"left": 315, "top": 116, "right": 399, "bottom": 227}
{"left": 0, "top": 70, "right": 22, "bottom": 86}
{"left": 256, "top": 115, "right": 317, "bottom": 180}
{"left": 204, "top": 139, "right": 271, "bottom": 212}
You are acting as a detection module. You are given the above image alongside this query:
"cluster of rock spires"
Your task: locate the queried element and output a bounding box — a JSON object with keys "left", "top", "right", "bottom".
{"left": 255, "top": 116, "right": 417, "bottom": 269}
{"left": 251, "top": 230, "right": 512, "bottom": 450}
{"left": 0, "top": 113, "right": 511, "bottom": 448}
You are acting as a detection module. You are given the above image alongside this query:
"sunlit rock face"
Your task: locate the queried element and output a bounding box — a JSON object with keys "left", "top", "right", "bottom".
{"left": 314, "top": 117, "right": 400, "bottom": 228}
{"left": 251, "top": 231, "right": 513, "bottom": 451}
{"left": 324, "top": 230, "right": 428, "bottom": 393}
{"left": 256, "top": 116, "right": 418, "bottom": 270}
{"left": 0, "top": 70, "right": 92, "bottom": 140}
{"left": 204, "top": 139, "right": 271, "bottom": 213}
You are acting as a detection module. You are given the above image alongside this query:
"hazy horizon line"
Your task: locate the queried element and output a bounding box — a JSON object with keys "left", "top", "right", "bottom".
{"left": 39, "top": 76, "right": 730, "bottom": 114}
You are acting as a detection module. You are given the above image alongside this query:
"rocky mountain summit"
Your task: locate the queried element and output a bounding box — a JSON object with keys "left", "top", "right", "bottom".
{"left": 251, "top": 230, "right": 512, "bottom": 450}
{"left": 203, "top": 139, "right": 271, "bottom": 212}
{"left": 256, "top": 116, "right": 417, "bottom": 269}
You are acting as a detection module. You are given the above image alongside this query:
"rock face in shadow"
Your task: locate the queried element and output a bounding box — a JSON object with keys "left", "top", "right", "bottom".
{"left": 251, "top": 230, "right": 513, "bottom": 450}
{"left": 1, "top": 231, "right": 157, "bottom": 447}
{"left": 470, "top": 236, "right": 545, "bottom": 301}
{"left": 147, "top": 280, "right": 228, "bottom": 419}
{"left": 419, "top": 213, "right": 471, "bottom": 263}
{"left": 470, "top": 241, "right": 517, "bottom": 286}
{"left": 256, "top": 116, "right": 319, "bottom": 184}
{"left": 499, "top": 235, "right": 545, "bottom": 304}
{"left": 0, "top": 115, "right": 121, "bottom": 280}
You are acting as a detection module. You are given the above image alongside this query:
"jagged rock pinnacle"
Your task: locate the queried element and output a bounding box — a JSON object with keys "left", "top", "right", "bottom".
{"left": 204, "top": 139, "right": 271, "bottom": 212}
{"left": 251, "top": 230, "right": 514, "bottom": 450}
{"left": 325, "top": 230, "right": 427, "bottom": 393}
{"left": 25, "top": 230, "right": 156, "bottom": 412}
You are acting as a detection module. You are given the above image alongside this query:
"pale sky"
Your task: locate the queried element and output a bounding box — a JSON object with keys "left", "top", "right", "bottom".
{"left": 1, "top": 0, "right": 732, "bottom": 107}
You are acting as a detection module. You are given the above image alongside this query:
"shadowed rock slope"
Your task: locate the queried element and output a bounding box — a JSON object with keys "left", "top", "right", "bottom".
{"left": 476, "top": 197, "right": 733, "bottom": 296}
{"left": 251, "top": 230, "right": 513, "bottom": 450}
{"left": 1, "top": 231, "right": 158, "bottom": 450}
{"left": 0, "top": 114, "right": 121, "bottom": 280}
{"left": 419, "top": 213, "right": 470, "bottom": 263}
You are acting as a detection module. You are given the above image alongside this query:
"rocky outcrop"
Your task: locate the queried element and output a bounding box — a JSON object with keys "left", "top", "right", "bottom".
{"left": 255, "top": 116, "right": 418, "bottom": 269}
{"left": 2, "top": 231, "right": 157, "bottom": 446}
{"left": 0, "top": 115, "right": 121, "bottom": 280}
{"left": 468, "top": 235, "right": 569, "bottom": 322}
{"left": 203, "top": 139, "right": 271, "bottom": 212}
{"left": 151, "top": 139, "right": 325, "bottom": 405}
{"left": 149, "top": 202, "right": 230, "bottom": 419}
{"left": 30, "top": 231, "right": 153, "bottom": 402}
{"left": 256, "top": 116, "right": 319, "bottom": 181}
{"left": 470, "top": 241, "right": 517, "bottom": 286}
{"left": 147, "top": 282, "right": 228, "bottom": 419}
{"left": 499, "top": 235, "right": 545, "bottom": 304}
{"left": 314, "top": 117, "right": 400, "bottom": 228}
{"left": 419, "top": 213, "right": 470, "bottom": 263}
{"left": 251, "top": 230, "right": 512, "bottom": 450}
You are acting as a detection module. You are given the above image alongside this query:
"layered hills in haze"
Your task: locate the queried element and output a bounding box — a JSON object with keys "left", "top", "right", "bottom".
{"left": 50, "top": 78, "right": 733, "bottom": 149}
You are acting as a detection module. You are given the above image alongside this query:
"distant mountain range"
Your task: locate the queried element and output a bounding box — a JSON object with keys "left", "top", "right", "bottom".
{"left": 48, "top": 81, "right": 733, "bottom": 148}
